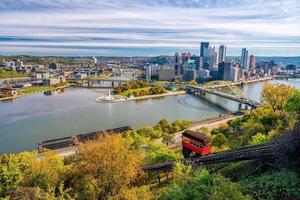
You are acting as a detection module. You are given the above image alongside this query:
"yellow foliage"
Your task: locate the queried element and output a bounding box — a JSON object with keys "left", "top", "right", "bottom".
{"left": 24, "top": 152, "right": 65, "bottom": 188}
{"left": 72, "top": 134, "right": 142, "bottom": 199}
{"left": 114, "top": 186, "right": 153, "bottom": 200}
{"left": 261, "top": 83, "right": 295, "bottom": 111}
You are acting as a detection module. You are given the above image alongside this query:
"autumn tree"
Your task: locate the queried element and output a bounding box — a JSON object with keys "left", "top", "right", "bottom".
{"left": 261, "top": 83, "right": 295, "bottom": 111}
{"left": 284, "top": 89, "right": 300, "bottom": 116}
{"left": 69, "top": 135, "right": 142, "bottom": 200}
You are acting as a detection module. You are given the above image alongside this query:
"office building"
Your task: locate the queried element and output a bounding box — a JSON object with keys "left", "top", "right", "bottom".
{"left": 183, "top": 60, "right": 197, "bottom": 81}
{"left": 230, "top": 67, "right": 241, "bottom": 82}
{"left": 218, "top": 61, "right": 232, "bottom": 81}
{"left": 191, "top": 55, "right": 200, "bottom": 69}
{"left": 181, "top": 52, "right": 191, "bottom": 64}
{"left": 249, "top": 54, "right": 256, "bottom": 71}
{"left": 198, "top": 68, "right": 210, "bottom": 78}
{"left": 241, "top": 48, "right": 249, "bottom": 70}
{"left": 159, "top": 64, "right": 175, "bottom": 81}
{"left": 218, "top": 45, "right": 226, "bottom": 64}
{"left": 145, "top": 64, "right": 152, "bottom": 81}
{"left": 173, "top": 52, "right": 180, "bottom": 75}
{"left": 183, "top": 69, "right": 197, "bottom": 82}
{"left": 200, "top": 42, "right": 209, "bottom": 57}
{"left": 209, "top": 47, "right": 217, "bottom": 70}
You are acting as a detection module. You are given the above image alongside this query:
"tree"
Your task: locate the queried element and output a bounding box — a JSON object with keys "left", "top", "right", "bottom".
{"left": 70, "top": 135, "right": 142, "bottom": 200}
{"left": 159, "top": 167, "right": 250, "bottom": 200}
{"left": 24, "top": 152, "right": 65, "bottom": 190}
{"left": 241, "top": 171, "right": 300, "bottom": 200}
{"left": 189, "top": 80, "right": 197, "bottom": 85}
{"left": 284, "top": 89, "right": 300, "bottom": 115}
{"left": 158, "top": 118, "right": 171, "bottom": 133}
{"left": 137, "top": 126, "right": 163, "bottom": 139}
{"left": 251, "top": 133, "right": 269, "bottom": 145}
{"left": 162, "top": 134, "right": 174, "bottom": 145}
{"left": 212, "top": 133, "right": 228, "bottom": 148}
{"left": 115, "top": 186, "right": 153, "bottom": 200}
{"left": 261, "top": 83, "right": 294, "bottom": 111}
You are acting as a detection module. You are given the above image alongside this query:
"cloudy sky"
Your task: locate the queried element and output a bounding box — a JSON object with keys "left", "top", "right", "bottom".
{"left": 0, "top": 0, "right": 300, "bottom": 56}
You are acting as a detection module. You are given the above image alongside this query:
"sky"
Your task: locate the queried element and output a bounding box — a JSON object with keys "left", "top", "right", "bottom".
{"left": 0, "top": 0, "right": 300, "bottom": 57}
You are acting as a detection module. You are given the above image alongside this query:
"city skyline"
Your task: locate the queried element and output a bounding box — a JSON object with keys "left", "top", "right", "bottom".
{"left": 0, "top": 0, "right": 300, "bottom": 56}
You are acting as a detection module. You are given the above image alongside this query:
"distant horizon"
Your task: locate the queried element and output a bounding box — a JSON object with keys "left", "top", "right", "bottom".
{"left": 1, "top": 54, "right": 300, "bottom": 58}
{"left": 1, "top": 0, "right": 300, "bottom": 56}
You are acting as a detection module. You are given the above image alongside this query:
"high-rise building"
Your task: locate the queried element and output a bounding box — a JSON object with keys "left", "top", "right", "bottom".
{"left": 183, "top": 60, "right": 197, "bottom": 81}
{"left": 181, "top": 52, "right": 191, "bottom": 64}
{"left": 200, "top": 42, "right": 209, "bottom": 57}
{"left": 145, "top": 64, "right": 152, "bottom": 81}
{"left": 218, "top": 61, "right": 232, "bottom": 80}
{"left": 191, "top": 55, "right": 200, "bottom": 70}
{"left": 249, "top": 54, "right": 256, "bottom": 71}
{"left": 173, "top": 52, "right": 180, "bottom": 75}
{"left": 159, "top": 64, "right": 175, "bottom": 81}
{"left": 209, "top": 46, "right": 217, "bottom": 70}
{"left": 218, "top": 45, "right": 226, "bottom": 64}
{"left": 184, "top": 59, "right": 197, "bottom": 71}
{"left": 241, "top": 48, "right": 249, "bottom": 70}
{"left": 230, "top": 66, "right": 241, "bottom": 82}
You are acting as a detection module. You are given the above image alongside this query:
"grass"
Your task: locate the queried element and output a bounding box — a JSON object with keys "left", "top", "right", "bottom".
{"left": 121, "top": 87, "right": 150, "bottom": 97}
{"left": 20, "top": 86, "right": 54, "bottom": 95}
{"left": 151, "top": 81, "right": 171, "bottom": 85}
{"left": 0, "top": 70, "right": 28, "bottom": 79}
{"left": 20, "top": 84, "right": 68, "bottom": 95}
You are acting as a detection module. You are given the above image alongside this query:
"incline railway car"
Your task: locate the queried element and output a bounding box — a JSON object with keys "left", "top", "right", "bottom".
{"left": 182, "top": 130, "right": 212, "bottom": 158}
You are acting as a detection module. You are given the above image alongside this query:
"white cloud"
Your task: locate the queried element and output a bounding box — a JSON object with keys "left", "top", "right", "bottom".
{"left": 0, "top": 0, "right": 299, "bottom": 56}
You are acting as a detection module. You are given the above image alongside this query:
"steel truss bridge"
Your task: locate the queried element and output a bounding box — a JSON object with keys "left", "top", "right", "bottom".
{"left": 186, "top": 81, "right": 262, "bottom": 109}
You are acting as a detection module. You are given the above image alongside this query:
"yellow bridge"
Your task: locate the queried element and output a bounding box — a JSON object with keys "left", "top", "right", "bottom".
{"left": 187, "top": 81, "right": 261, "bottom": 109}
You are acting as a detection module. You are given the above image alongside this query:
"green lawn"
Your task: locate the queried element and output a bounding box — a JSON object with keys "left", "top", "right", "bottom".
{"left": 20, "top": 86, "right": 54, "bottom": 95}
{"left": 121, "top": 87, "right": 150, "bottom": 97}
{"left": 0, "top": 71, "right": 28, "bottom": 79}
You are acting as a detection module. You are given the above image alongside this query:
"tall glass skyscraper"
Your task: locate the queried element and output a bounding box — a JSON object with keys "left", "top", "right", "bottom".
{"left": 200, "top": 42, "right": 209, "bottom": 57}
{"left": 241, "top": 48, "right": 249, "bottom": 70}
{"left": 218, "top": 45, "right": 226, "bottom": 64}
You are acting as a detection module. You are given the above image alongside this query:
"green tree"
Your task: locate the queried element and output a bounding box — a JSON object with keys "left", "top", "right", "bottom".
{"left": 241, "top": 171, "right": 300, "bottom": 200}
{"left": 159, "top": 167, "right": 249, "bottom": 200}
{"left": 212, "top": 133, "right": 228, "bottom": 148}
{"left": 250, "top": 133, "right": 269, "bottom": 145}
{"left": 284, "top": 89, "right": 300, "bottom": 115}
{"left": 137, "top": 126, "right": 163, "bottom": 139}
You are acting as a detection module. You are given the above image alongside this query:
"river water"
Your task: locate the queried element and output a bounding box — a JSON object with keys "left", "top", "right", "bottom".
{"left": 0, "top": 79, "right": 300, "bottom": 153}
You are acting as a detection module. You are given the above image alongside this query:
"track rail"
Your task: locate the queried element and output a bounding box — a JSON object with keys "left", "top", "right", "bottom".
{"left": 143, "top": 143, "right": 276, "bottom": 172}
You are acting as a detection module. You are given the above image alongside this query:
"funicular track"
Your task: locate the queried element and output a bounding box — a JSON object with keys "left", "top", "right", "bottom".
{"left": 143, "top": 143, "right": 276, "bottom": 172}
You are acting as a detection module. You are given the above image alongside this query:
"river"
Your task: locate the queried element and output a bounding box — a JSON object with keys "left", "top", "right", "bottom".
{"left": 0, "top": 79, "right": 300, "bottom": 154}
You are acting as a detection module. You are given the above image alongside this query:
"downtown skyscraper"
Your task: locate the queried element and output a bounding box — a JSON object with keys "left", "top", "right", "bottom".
{"left": 241, "top": 48, "right": 249, "bottom": 70}
{"left": 200, "top": 42, "right": 209, "bottom": 57}
{"left": 218, "top": 45, "right": 226, "bottom": 64}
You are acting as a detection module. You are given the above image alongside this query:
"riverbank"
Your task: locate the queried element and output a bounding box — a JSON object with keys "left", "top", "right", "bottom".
{"left": 45, "top": 115, "right": 235, "bottom": 157}
{"left": 0, "top": 84, "right": 70, "bottom": 101}
{"left": 96, "top": 91, "right": 185, "bottom": 103}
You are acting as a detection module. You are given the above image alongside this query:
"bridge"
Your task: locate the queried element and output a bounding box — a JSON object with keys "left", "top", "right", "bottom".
{"left": 67, "top": 77, "right": 131, "bottom": 88}
{"left": 186, "top": 81, "right": 262, "bottom": 109}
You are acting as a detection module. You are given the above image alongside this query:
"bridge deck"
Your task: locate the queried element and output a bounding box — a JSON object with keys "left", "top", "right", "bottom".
{"left": 186, "top": 85, "right": 261, "bottom": 108}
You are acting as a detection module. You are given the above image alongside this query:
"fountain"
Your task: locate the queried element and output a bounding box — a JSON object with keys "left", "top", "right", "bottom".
{"left": 95, "top": 90, "right": 125, "bottom": 103}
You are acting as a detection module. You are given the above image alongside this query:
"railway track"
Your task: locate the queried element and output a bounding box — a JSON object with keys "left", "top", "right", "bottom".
{"left": 143, "top": 143, "right": 276, "bottom": 172}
